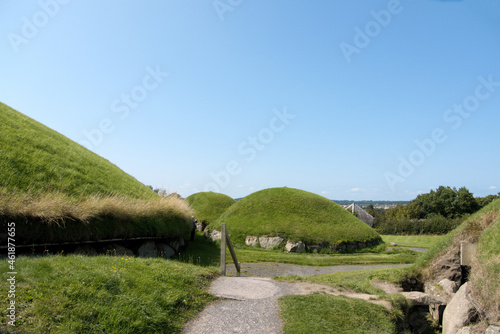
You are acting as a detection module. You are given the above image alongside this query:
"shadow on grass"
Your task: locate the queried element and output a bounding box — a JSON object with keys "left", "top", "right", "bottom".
{"left": 174, "top": 232, "right": 220, "bottom": 267}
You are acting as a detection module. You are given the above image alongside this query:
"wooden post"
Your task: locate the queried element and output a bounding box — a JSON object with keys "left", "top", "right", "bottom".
{"left": 226, "top": 230, "right": 241, "bottom": 277}
{"left": 220, "top": 223, "right": 227, "bottom": 276}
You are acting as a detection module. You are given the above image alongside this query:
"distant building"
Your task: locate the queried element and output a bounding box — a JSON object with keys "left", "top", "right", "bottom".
{"left": 345, "top": 203, "right": 374, "bottom": 227}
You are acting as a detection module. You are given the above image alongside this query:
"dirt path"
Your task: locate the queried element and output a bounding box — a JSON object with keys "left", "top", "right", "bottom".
{"left": 182, "top": 263, "right": 408, "bottom": 334}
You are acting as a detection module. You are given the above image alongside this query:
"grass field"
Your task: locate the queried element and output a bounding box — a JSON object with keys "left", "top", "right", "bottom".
{"left": 381, "top": 235, "right": 444, "bottom": 249}
{"left": 213, "top": 187, "right": 381, "bottom": 247}
{"left": 0, "top": 255, "right": 218, "bottom": 333}
{"left": 233, "top": 247, "right": 419, "bottom": 266}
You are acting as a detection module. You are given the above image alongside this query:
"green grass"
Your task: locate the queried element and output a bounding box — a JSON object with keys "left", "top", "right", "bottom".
{"left": 470, "top": 199, "right": 500, "bottom": 322}
{"left": 279, "top": 294, "right": 396, "bottom": 334}
{"left": 233, "top": 247, "right": 418, "bottom": 266}
{"left": 177, "top": 233, "right": 418, "bottom": 267}
{"left": 186, "top": 192, "right": 235, "bottom": 225}
{"left": 381, "top": 235, "right": 444, "bottom": 249}
{"left": 213, "top": 187, "right": 381, "bottom": 247}
{"left": 0, "top": 102, "right": 155, "bottom": 199}
{"left": 0, "top": 255, "right": 218, "bottom": 333}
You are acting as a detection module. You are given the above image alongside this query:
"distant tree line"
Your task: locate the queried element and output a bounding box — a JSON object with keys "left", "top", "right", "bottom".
{"left": 368, "top": 186, "right": 499, "bottom": 235}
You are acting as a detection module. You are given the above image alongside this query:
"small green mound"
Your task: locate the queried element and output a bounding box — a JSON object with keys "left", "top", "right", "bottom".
{"left": 213, "top": 187, "right": 381, "bottom": 248}
{"left": 186, "top": 192, "right": 235, "bottom": 225}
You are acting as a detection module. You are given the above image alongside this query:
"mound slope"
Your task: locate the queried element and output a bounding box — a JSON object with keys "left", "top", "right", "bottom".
{"left": 0, "top": 102, "right": 192, "bottom": 244}
{"left": 186, "top": 192, "right": 235, "bottom": 225}
{"left": 214, "top": 187, "right": 381, "bottom": 248}
{"left": 0, "top": 102, "right": 155, "bottom": 198}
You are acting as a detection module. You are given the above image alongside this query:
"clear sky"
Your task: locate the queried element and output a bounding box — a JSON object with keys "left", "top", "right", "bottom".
{"left": 1, "top": 0, "right": 499, "bottom": 200}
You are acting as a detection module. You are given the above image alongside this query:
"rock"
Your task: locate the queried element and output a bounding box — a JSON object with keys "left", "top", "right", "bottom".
{"left": 285, "top": 240, "right": 305, "bottom": 253}
{"left": 209, "top": 230, "right": 222, "bottom": 241}
{"left": 456, "top": 327, "right": 473, "bottom": 334}
{"left": 157, "top": 243, "right": 175, "bottom": 259}
{"left": 170, "top": 238, "right": 185, "bottom": 252}
{"left": 486, "top": 325, "right": 500, "bottom": 334}
{"left": 110, "top": 244, "right": 134, "bottom": 256}
{"left": 401, "top": 291, "right": 445, "bottom": 305}
{"left": 138, "top": 241, "right": 158, "bottom": 258}
{"left": 424, "top": 278, "right": 458, "bottom": 304}
{"left": 258, "top": 236, "right": 284, "bottom": 249}
{"left": 439, "top": 278, "right": 459, "bottom": 295}
{"left": 245, "top": 236, "right": 259, "bottom": 247}
{"left": 74, "top": 245, "right": 98, "bottom": 256}
{"left": 390, "top": 242, "right": 398, "bottom": 246}
{"left": 442, "top": 283, "right": 477, "bottom": 334}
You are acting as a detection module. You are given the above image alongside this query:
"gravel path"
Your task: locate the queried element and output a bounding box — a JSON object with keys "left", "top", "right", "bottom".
{"left": 182, "top": 263, "right": 409, "bottom": 334}
{"left": 183, "top": 277, "right": 301, "bottom": 334}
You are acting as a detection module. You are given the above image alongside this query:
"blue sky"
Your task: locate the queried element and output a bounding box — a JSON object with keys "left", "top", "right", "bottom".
{"left": 1, "top": 0, "right": 499, "bottom": 200}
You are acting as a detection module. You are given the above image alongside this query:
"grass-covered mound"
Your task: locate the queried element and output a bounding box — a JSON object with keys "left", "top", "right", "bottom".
{"left": 186, "top": 192, "right": 235, "bottom": 225}
{"left": 213, "top": 187, "right": 381, "bottom": 249}
{"left": 0, "top": 102, "right": 155, "bottom": 198}
{"left": 0, "top": 102, "right": 192, "bottom": 244}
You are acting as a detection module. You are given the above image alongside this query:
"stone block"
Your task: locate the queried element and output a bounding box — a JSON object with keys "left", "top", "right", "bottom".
{"left": 138, "top": 241, "right": 158, "bottom": 258}
{"left": 157, "top": 243, "right": 175, "bottom": 259}
{"left": 245, "top": 236, "right": 259, "bottom": 247}
{"left": 258, "top": 236, "right": 284, "bottom": 249}
{"left": 442, "top": 283, "right": 477, "bottom": 334}
{"left": 285, "top": 240, "right": 305, "bottom": 253}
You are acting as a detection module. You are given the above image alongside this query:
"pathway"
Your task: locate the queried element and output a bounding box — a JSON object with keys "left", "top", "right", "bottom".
{"left": 182, "top": 263, "right": 409, "bottom": 334}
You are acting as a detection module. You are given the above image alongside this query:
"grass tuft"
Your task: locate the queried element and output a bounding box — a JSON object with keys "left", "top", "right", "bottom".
{"left": 0, "top": 190, "right": 194, "bottom": 244}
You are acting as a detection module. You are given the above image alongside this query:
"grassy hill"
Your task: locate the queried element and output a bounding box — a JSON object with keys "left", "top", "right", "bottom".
{"left": 0, "top": 102, "right": 192, "bottom": 244}
{"left": 186, "top": 192, "right": 235, "bottom": 225}
{"left": 0, "top": 102, "right": 155, "bottom": 198}
{"left": 408, "top": 199, "right": 500, "bottom": 325}
{"left": 213, "top": 187, "right": 381, "bottom": 248}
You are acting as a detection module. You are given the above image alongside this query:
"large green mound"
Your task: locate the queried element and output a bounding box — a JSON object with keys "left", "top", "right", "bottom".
{"left": 186, "top": 192, "right": 235, "bottom": 225}
{"left": 0, "top": 102, "right": 155, "bottom": 198}
{"left": 213, "top": 187, "right": 381, "bottom": 248}
{"left": 0, "top": 102, "right": 192, "bottom": 244}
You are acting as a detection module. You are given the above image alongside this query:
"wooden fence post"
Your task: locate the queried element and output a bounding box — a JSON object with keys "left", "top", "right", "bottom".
{"left": 220, "top": 223, "right": 240, "bottom": 277}
{"left": 221, "top": 223, "right": 227, "bottom": 276}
